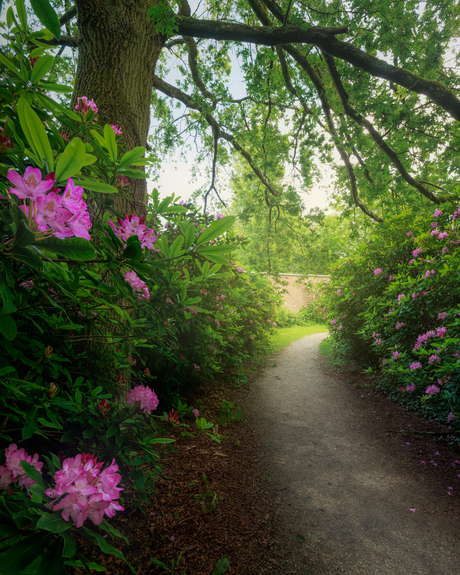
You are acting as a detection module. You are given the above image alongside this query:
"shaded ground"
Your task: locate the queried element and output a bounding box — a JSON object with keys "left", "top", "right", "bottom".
{"left": 74, "top": 333, "right": 460, "bottom": 574}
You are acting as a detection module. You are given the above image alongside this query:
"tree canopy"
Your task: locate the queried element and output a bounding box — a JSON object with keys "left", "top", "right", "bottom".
{"left": 3, "top": 0, "right": 460, "bottom": 223}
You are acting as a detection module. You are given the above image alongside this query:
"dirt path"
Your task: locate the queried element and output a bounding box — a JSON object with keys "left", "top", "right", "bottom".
{"left": 250, "top": 332, "right": 460, "bottom": 575}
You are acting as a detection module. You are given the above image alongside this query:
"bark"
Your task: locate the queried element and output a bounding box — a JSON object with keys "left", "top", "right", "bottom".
{"left": 73, "top": 0, "right": 165, "bottom": 218}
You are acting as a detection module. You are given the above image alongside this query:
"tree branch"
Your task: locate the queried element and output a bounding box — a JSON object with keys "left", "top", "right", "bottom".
{"left": 175, "top": 9, "right": 460, "bottom": 121}
{"left": 152, "top": 74, "right": 279, "bottom": 198}
{"left": 60, "top": 6, "right": 77, "bottom": 26}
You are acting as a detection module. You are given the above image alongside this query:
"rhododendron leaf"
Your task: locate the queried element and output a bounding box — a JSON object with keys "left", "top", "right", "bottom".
{"left": 129, "top": 469, "right": 145, "bottom": 491}
{"left": 198, "top": 244, "right": 238, "bottom": 255}
{"left": 35, "top": 537, "right": 65, "bottom": 574}
{"left": 196, "top": 216, "right": 235, "bottom": 246}
{"left": 201, "top": 253, "right": 229, "bottom": 265}
{"left": 0, "top": 532, "right": 53, "bottom": 575}
{"left": 118, "top": 167, "right": 146, "bottom": 179}
{"left": 15, "top": 0, "right": 27, "bottom": 29}
{"left": 0, "top": 51, "right": 25, "bottom": 81}
{"left": 74, "top": 180, "right": 118, "bottom": 194}
{"left": 22, "top": 406, "right": 39, "bottom": 439}
{"left": 6, "top": 7, "right": 14, "bottom": 28}
{"left": 0, "top": 314, "right": 17, "bottom": 341}
{"left": 28, "top": 483, "right": 47, "bottom": 503}
{"left": 21, "top": 459, "right": 46, "bottom": 487}
{"left": 142, "top": 435, "right": 175, "bottom": 444}
{"left": 38, "top": 81, "right": 73, "bottom": 93}
{"left": 99, "top": 521, "right": 129, "bottom": 544}
{"left": 0, "top": 273, "right": 16, "bottom": 315}
{"left": 60, "top": 531, "right": 77, "bottom": 558}
{"left": 184, "top": 223, "right": 196, "bottom": 249}
{"left": 36, "top": 512, "right": 72, "bottom": 533}
{"left": 161, "top": 205, "right": 188, "bottom": 214}
{"left": 34, "top": 237, "right": 96, "bottom": 260}
{"left": 30, "top": 0, "right": 61, "bottom": 39}
{"left": 55, "top": 137, "right": 88, "bottom": 182}
{"left": 12, "top": 221, "right": 35, "bottom": 248}
{"left": 118, "top": 146, "right": 145, "bottom": 168}
{"left": 170, "top": 235, "right": 184, "bottom": 257}
{"left": 123, "top": 238, "right": 143, "bottom": 260}
{"left": 104, "top": 123, "right": 117, "bottom": 162}
{"left": 17, "top": 97, "right": 54, "bottom": 171}
{"left": 30, "top": 54, "right": 54, "bottom": 84}
{"left": 11, "top": 246, "right": 43, "bottom": 269}
{"left": 81, "top": 528, "right": 130, "bottom": 566}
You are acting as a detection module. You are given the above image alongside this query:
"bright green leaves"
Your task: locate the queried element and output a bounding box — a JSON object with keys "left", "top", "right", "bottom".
{"left": 104, "top": 123, "right": 117, "bottom": 162}
{"left": 34, "top": 237, "right": 97, "bottom": 260}
{"left": 118, "top": 146, "right": 145, "bottom": 168}
{"left": 30, "top": 55, "right": 54, "bottom": 84}
{"left": 29, "top": 0, "right": 61, "bottom": 39}
{"left": 73, "top": 180, "right": 118, "bottom": 194}
{"left": 196, "top": 216, "right": 235, "bottom": 245}
{"left": 17, "top": 97, "right": 54, "bottom": 171}
{"left": 55, "top": 137, "right": 96, "bottom": 182}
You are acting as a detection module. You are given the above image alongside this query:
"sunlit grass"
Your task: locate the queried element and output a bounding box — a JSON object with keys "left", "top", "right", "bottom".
{"left": 271, "top": 324, "right": 327, "bottom": 352}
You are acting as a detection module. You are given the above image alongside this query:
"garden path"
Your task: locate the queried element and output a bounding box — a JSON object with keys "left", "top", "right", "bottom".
{"left": 250, "top": 332, "right": 460, "bottom": 575}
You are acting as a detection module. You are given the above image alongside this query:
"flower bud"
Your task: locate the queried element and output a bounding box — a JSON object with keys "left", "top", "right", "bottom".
{"left": 47, "top": 382, "right": 57, "bottom": 398}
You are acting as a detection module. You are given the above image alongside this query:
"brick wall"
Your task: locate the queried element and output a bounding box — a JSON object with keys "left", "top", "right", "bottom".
{"left": 270, "top": 274, "right": 329, "bottom": 313}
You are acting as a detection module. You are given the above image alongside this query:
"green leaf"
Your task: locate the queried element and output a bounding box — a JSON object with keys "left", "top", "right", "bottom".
{"left": 21, "top": 460, "right": 46, "bottom": 488}
{"left": 129, "top": 469, "right": 145, "bottom": 491}
{"left": 161, "top": 205, "right": 188, "bottom": 214}
{"left": 35, "top": 537, "right": 65, "bottom": 575}
{"left": 118, "top": 168, "right": 146, "bottom": 178}
{"left": 122, "top": 238, "right": 143, "bottom": 261}
{"left": 201, "top": 253, "right": 229, "bottom": 265}
{"left": 34, "top": 237, "right": 96, "bottom": 260}
{"left": 30, "top": 55, "right": 54, "bottom": 84}
{"left": 142, "top": 436, "right": 175, "bottom": 444}
{"left": 60, "top": 531, "right": 77, "bottom": 558}
{"left": 0, "top": 314, "right": 17, "bottom": 341}
{"left": 38, "top": 82, "right": 73, "bottom": 93}
{"left": 30, "top": 0, "right": 61, "bottom": 39}
{"left": 6, "top": 7, "right": 14, "bottom": 28}
{"left": 0, "top": 51, "right": 25, "bottom": 81}
{"left": 104, "top": 124, "right": 117, "bottom": 162}
{"left": 198, "top": 244, "right": 238, "bottom": 255}
{"left": 22, "top": 407, "right": 39, "bottom": 440}
{"left": 170, "top": 235, "right": 184, "bottom": 257}
{"left": 55, "top": 137, "right": 90, "bottom": 182}
{"left": 81, "top": 527, "right": 130, "bottom": 566}
{"left": 196, "top": 216, "right": 235, "bottom": 246}
{"left": 17, "top": 97, "right": 54, "bottom": 171}
{"left": 11, "top": 246, "right": 43, "bottom": 269}
{"left": 0, "top": 272, "right": 16, "bottom": 315}
{"left": 73, "top": 180, "right": 118, "bottom": 194}
{"left": 12, "top": 221, "right": 35, "bottom": 249}
{"left": 212, "top": 556, "right": 230, "bottom": 574}
{"left": 36, "top": 512, "right": 72, "bottom": 534}
{"left": 15, "top": 0, "right": 27, "bottom": 29}
{"left": 0, "top": 533, "right": 53, "bottom": 575}
{"left": 28, "top": 483, "right": 47, "bottom": 503}
{"left": 118, "top": 146, "right": 145, "bottom": 169}
{"left": 184, "top": 223, "right": 195, "bottom": 250}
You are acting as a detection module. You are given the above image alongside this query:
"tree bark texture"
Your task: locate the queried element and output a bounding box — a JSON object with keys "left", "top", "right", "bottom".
{"left": 73, "top": 0, "right": 165, "bottom": 217}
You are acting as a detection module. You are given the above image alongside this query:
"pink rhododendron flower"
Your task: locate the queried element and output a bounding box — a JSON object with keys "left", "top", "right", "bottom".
{"left": 392, "top": 351, "right": 400, "bottom": 360}
{"left": 337, "top": 288, "right": 342, "bottom": 295}
{"left": 406, "top": 383, "right": 416, "bottom": 392}
{"left": 438, "top": 231, "right": 449, "bottom": 240}
{"left": 425, "top": 384, "right": 440, "bottom": 395}
{"left": 433, "top": 209, "right": 443, "bottom": 218}
{"left": 126, "top": 385, "right": 159, "bottom": 414}
{"left": 110, "top": 124, "right": 123, "bottom": 135}
{"left": 7, "top": 167, "right": 55, "bottom": 200}
{"left": 436, "top": 326, "right": 447, "bottom": 338}
{"left": 75, "top": 96, "right": 98, "bottom": 117}
{"left": 425, "top": 269, "right": 436, "bottom": 277}
{"left": 215, "top": 213, "right": 224, "bottom": 219}
{"left": 193, "top": 363, "right": 201, "bottom": 371}
{"left": 412, "top": 247, "right": 422, "bottom": 258}
{"left": 124, "top": 270, "right": 150, "bottom": 300}
{"left": 437, "top": 311, "right": 447, "bottom": 319}
{"left": 447, "top": 412, "right": 458, "bottom": 423}
{"left": 192, "top": 408, "right": 200, "bottom": 418}
{"left": 428, "top": 354, "right": 440, "bottom": 364}
{"left": 409, "top": 259, "right": 415, "bottom": 264}
{"left": 407, "top": 231, "right": 413, "bottom": 237}
{"left": 330, "top": 319, "right": 336, "bottom": 325}
{"left": 431, "top": 229, "right": 439, "bottom": 236}
{"left": 374, "top": 268, "right": 383, "bottom": 275}
{"left": 396, "top": 322, "right": 404, "bottom": 330}
{"left": 397, "top": 294, "right": 406, "bottom": 302}
{"left": 167, "top": 409, "right": 180, "bottom": 425}
{"left": 409, "top": 361, "right": 422, "bottom": 370}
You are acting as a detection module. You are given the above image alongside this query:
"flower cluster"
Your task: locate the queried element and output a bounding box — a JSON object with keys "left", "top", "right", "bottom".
{"left": 75, "top": 96, "right": 98, "bottom": 119}
{"left": 167, "top": 409, "right": 180, "bottom": 425}
{"left": 124, "top": 270, "right": 150, "bottom": 300}
{"left": 125, "top": 385, "right": 159, "bottom": 415}
{"left": 109, "top": 214, "right": 157, "bottom": 250}
{"left": 0, "top": 444, "right": 43, "bottom": 495}
{"left": 46, "top": 453, "right": 123, "bottom": 528}
{"left": 7, "top": 168, "right": 91, "bottom": 240}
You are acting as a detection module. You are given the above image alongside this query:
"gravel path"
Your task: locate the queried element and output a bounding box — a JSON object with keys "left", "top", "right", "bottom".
{"left": 251, "top": 332, "right": 460, "bottom": 575}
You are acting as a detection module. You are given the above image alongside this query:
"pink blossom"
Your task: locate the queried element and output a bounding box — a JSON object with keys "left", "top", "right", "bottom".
{"left": 437, "top": 311, "right": 447, "bottom": 319}
{"left": 425, "top": 270, "right": 436, "bottom": 277}
{"left": 425, "top": 384, "right": 440, "bottom": 395}
{"left": 61, "top": 178, "right": 85, "bottom": 213}
{"left": 337, "top": 288, "right": 342, "bottom": 295}
{"left": 110, "top": 124, "right": 123, "bottom": 135}
{"left": 438, "top": 232, "right": 449, "bottom": 240}
{"left": 126, "top": 385, "right": 159, "bottom": 414}
{"left": 337, "top": 325, "right": 343, "bottom": 330}
{"left": 330, "top": 319, "right": 336, "bottom": 325}
{"left": 407, "top": 231, "right": 413, "bottom": 237}
{"left": 75, "top": 96, "right": 98, "bottom": 117}
{"left": 396, "top": 322, "right": 404, "bottom": 330}
{"left": 406, "top": 383, "right": 416, "bottom": 392}
{"left": 412, "top": 247, "right": 422, "bottom": 258}
{"left": 124, "top": 270, "right": 150, "bottom": 301}
{"left": 436, "top": 326, "right": 447, "bottom": 338}
{"left": 428, "top": 354, "right": 440, "bottom": 364}
{"left": 236, "top": 267, "right": 245, "bottom": 273}
{"left": 374, "top": 268, "right": 383, "bottom": 275}
{"left": 214, "top": 213, "right": 224, "bottom": 219}
{"left": 409, "top": 361, "right": 422, "bottom": 370}
{"left": 431, "top": 229, "right": 440, "bottom": 236}
{"left": 192, "top": 408, "right": 200, "bottom": 418}
{"left": 193, "top": 363, "right": 201, "bottom": 371}
{"left": 392, "top": 351, "right": 400, "bottom": 360}
{"left": 447, "top": 412, "right": 458, "bottom": 423}
{"left": 433, "top": 209, "right": 443, "bottom": 218}
{"left": 7, "top": 167, "right": 55, "bottom": 200}
{"left": 409, "top": 259, "right": 415, "bottom": 264}
{"left": 397, "top": 294, "right": 406, "bottom": 302}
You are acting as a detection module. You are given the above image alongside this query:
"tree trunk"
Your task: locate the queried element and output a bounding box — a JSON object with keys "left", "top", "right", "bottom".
{"left": 73, "top": 0, "right": 164, "bottom": 218}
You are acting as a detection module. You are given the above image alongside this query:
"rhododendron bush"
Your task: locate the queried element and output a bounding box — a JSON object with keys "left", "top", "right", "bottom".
{"left": 0, "top": 9, "right": 280, "bottom": 572}
{"left": 322, "top": 206, "right": 460, "bottom": 428}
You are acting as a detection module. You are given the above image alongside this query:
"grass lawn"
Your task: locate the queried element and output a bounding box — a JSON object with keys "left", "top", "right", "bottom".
{"left": 271, "top": 324, "right": 328, "bottom": 352}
